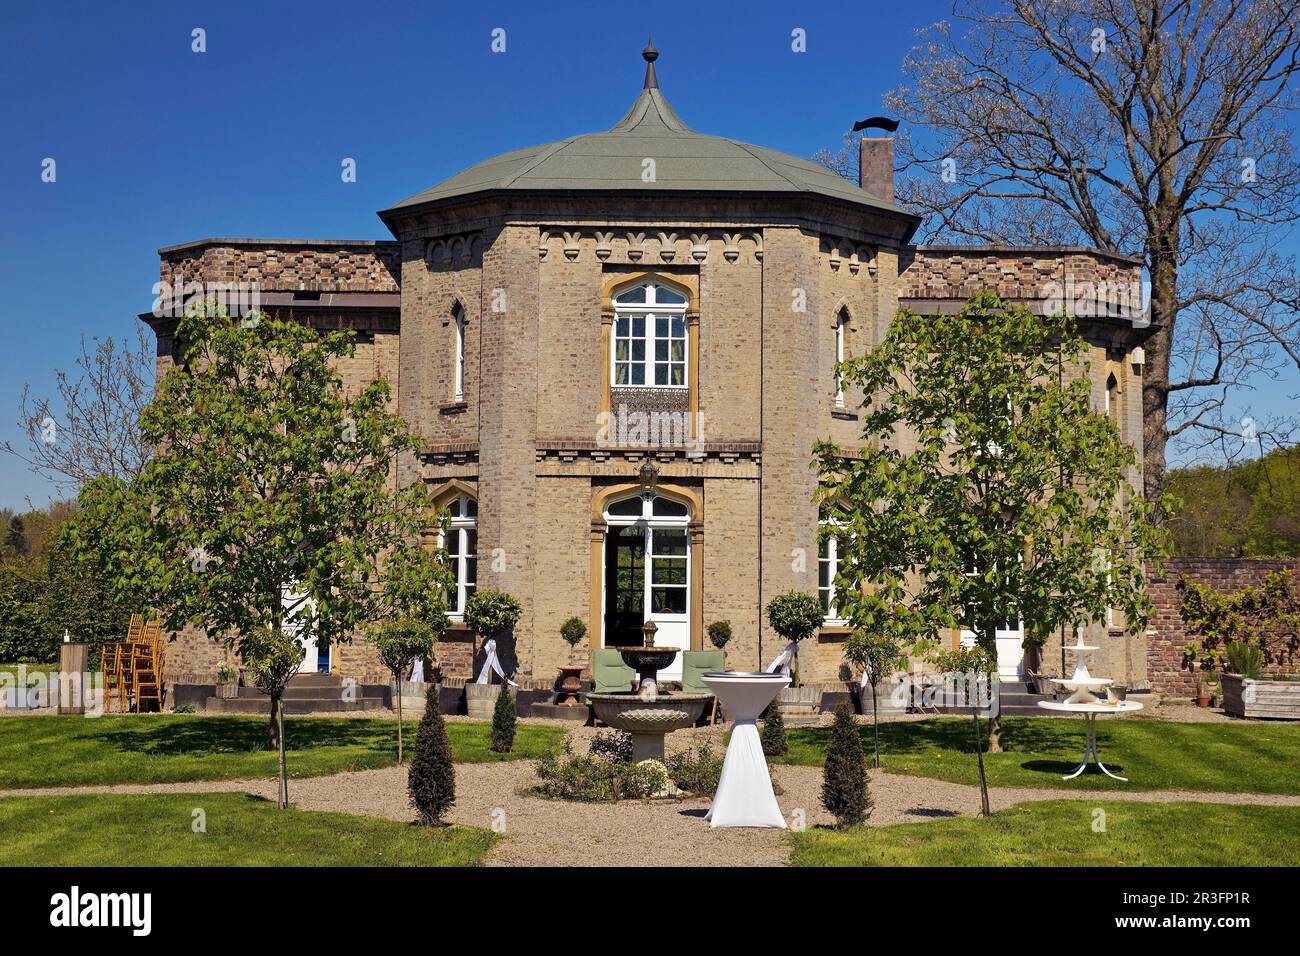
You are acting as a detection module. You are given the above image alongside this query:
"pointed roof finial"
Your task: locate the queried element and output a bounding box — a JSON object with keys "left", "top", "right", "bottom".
{"left": 642, "top": 35, "right": 659, "bottom": 90}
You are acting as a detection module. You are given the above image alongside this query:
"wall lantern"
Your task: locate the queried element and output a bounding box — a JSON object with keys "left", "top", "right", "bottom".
{"left": 639, "top": 460, "right": 659, "bottom": 499}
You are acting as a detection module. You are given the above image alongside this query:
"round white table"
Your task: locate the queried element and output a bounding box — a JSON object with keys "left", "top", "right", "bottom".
{"left": 702, "top": 672, "right": 790, "bottom": 828}
{"left": 1037, "top": 699, "right": 1144, "bottom": 781}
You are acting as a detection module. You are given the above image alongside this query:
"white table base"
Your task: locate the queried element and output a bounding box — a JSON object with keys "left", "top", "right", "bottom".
{"left": 1064, "top": 713, "right": 1127, "bottom": 781}
{"left": 706, "top": 720, "right": 786, "bottom": 828}
{"left": 703, "top": 672, "right": 789, "bottom": 828}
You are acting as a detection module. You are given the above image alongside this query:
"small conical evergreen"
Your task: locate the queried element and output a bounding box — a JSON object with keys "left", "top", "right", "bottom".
{"left": 821, "top": 699, "right": 871, "bottom": 827}
{"left": 408, "top": 688, "right": 455, "bottom": 826}
{"left": 490, "top": 683, "right": 517, "bottom": 754}
{"left": 760, "top": 700, "right": 788, "bottom": 757}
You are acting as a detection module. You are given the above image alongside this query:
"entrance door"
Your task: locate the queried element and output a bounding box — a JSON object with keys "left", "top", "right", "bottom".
{"left": 602, "top": 493, "right": 692, "bottom": 682}
{"left": 282, "top": 587, "right": 327, "bottom": 674}
{"left": 959, "top": 619, "right": 1024, "bottom": 680}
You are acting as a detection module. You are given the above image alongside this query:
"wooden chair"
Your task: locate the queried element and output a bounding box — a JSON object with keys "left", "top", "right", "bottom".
{"left": 102, "top": 615, "right": 144, "bottom": 713}
{"left": 131, "top": 618, "right": 164, "bottom": 711}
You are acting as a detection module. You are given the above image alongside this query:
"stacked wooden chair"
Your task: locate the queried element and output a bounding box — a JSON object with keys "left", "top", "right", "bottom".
{"left": 99, "top": 615, "right": 142, "bottom": 713}
{"left": 97, "top": 614, "right": 165, "bottom": 712}
{"left": 130, "top": 618, "right": 165, "bottom": 711}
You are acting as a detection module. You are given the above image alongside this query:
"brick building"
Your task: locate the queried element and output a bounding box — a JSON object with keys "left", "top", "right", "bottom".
{"left": 147, "top": 45, "right": 1155, "bottom": 693}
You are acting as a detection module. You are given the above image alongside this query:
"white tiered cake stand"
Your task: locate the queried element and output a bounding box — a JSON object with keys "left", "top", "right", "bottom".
{"left": 1037, "top": 635, "right": 1142, "bottom": 781}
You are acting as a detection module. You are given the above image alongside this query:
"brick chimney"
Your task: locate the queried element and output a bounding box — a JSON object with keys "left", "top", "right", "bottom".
{"left": 859, "top": 135, "right": 894, "bottom": 203}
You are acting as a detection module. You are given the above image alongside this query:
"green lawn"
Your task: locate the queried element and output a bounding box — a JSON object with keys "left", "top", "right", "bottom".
{"left": 0, "top": 792, "right": 495, "bottom": 866}
{"left": 0, "top": 715, "right": 566, "bottom": 789}
{"left": 782, "top": 717, "right": 1300, "bottom": 794}
{"left": 791, "top": 800, "right": 1300, "bottom": 866}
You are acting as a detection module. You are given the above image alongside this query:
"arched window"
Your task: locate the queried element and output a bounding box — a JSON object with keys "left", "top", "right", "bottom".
{"left": 440, "top": 493, "right": 477, "bottom": 616}
{"left": 834, "top": 307, "right": 850, "bottom": 408}
{"left": 1104, "top": 372, "right": 1119, "bottom": 424}
{"left": 613, "top": 281, "right": 688, "bottom": 388}
{"left": 452, "top": 303, "right": 466, "bottom": 402}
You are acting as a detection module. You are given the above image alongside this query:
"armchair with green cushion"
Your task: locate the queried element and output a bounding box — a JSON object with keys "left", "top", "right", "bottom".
{"left": 591, "top": 647, "right": 636, "bottom": 694}
{"left": 682, "top": 649, "right": 726, "bottom": 724}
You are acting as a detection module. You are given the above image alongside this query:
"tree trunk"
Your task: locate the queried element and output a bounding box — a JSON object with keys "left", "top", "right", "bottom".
{"left": 276, "top": 692, "right": 288, "bottom": 809}
{"left": 987, "top": 713, "right": 1004, "bottom": 753}
{"left": 267, "top": 694, "right": 281, "bottom": 751}
{"left": 396, "top": 674, "right": 404, "bottom": 764}
{"left": 1142, "top": 220, "right": 1180, "bottom": 502}
{"left": 972, "top": 710, "right": 990, "bottom": 817}
{"left": 871, "top": 682, "right": 881, "bottom": 770}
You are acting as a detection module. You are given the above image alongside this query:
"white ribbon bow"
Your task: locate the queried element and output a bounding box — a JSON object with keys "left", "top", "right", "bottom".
{"left": 765, "top": 641, "right": 799, "bottom": 677}
{"left": 475, "top": 638, "right": 517, "bottom": 686}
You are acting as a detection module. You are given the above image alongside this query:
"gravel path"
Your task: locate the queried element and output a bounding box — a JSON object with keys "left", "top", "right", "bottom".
{"left": 6, "top": 731, "right": 1300, "bottom": 867}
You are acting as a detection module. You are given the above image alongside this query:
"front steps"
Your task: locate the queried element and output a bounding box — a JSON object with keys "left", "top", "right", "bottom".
{"left": 923, "top": 679, "right": 1056, "bottom": 717}
{"left": 204, "top": 673, "right": 388, "bottom": 714}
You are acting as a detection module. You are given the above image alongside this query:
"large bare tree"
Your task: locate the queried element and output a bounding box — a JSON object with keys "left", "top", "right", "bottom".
{"left": 824, "top": 0, "right": 1300, "bottom": 496}
{"left": 3, "top": 321, "right": 153, "bottom": 489}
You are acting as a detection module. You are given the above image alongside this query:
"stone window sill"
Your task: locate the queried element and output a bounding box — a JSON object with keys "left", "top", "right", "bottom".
{"left": 818, "top": 625, "right": 854, "bottom": 641}
{"left": 831, "top": 408, "right": 858, "bottom": 421}
{"left": 439, "top": 401, "right": 469, "bottom": 415}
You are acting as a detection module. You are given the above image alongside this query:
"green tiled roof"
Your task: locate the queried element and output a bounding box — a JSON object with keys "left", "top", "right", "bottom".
{"left": 382, "top": 48, "right": 907, "bottom": 219}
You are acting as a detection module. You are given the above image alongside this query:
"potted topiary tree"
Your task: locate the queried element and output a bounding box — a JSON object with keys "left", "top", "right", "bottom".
{"left": 463, "top": 589, "right": 522, "bottom": 719}
{"left": 557, "top": 616, "right": 587, "bottom": 706}
{"left": 707, "top": 620, "right": 732, "bottom": 651}
{"left": 766, "top": 591, "right": 826, "bottom": 715}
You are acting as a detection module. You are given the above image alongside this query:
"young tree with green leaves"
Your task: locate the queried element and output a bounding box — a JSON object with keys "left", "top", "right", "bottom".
{"left": 815, "top": 294, "right": 1169, "bottom": 757}
{"left": 70, "top": 304, "right": 448, "bottom": 804}
{"left": 242, "top": 626, "right": 305, "bottom": 808}
{"left": 370, "top": 614, "right": 442, "bottom": 763}
{"left": 932, "top": 644, "right": 997, "bottom": 816}
{"left": 843, "top": 630, "right": 907, "bottom": 769}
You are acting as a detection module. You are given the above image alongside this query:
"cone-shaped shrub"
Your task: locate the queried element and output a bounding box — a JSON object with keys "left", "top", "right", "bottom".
{"left": 490, "top": 684, "right": 517, "bottom": 754}
{"left": 760, "top": 699, "right": 788, "bottom": 757}
{"left": 408, "top": 688, "right": 455, "bottom": 826}
{"left": 821, "top": 699, "right": 871, "bottom": 827}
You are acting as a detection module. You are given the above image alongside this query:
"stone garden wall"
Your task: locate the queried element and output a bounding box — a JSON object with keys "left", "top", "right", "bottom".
{"left": 1145, "top": 557, "right": 1300, "bottom": 699}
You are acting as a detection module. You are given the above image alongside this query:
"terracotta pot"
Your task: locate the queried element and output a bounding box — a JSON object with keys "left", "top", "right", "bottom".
{"left": 557, "top": 664, "right": 584, "bottom": 706}
{"left": 1196, "top": 693, "right": 1211, "bottom": 707}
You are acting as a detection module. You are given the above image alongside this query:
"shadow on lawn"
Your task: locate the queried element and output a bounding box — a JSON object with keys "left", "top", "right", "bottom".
{"left": 93, "top": 717, "right": 393, "bottom": 758}
{"left": 793, "top": 717, "right": 1114, "bottom": 757}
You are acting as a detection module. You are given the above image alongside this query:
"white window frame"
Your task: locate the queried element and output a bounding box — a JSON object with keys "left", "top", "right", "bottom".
{"left": 612, "top": 282, "right": 688, "bottom": 389}
{"left": 834, "top": 308, "right": 848, "bottom": 408}
{"left": 452, "top": 304, "right": 466, "bottom": 403}
{"left": 819, "top": 517, "right": 849, "bottom": 625}
{"left": 440, "top": 493, "right": 477, "bottom": 618}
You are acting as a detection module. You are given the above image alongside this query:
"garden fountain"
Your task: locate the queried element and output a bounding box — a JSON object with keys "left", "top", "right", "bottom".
{"left": 586, "top": 621, "right": 710, "bottom": 762}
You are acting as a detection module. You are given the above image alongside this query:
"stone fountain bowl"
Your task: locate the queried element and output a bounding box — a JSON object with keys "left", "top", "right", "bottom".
{"left": 586, "top": 692, "right": 711, "bottom": 733}
{"left": 611, "top": 646, "right": 680, "bottom": 674}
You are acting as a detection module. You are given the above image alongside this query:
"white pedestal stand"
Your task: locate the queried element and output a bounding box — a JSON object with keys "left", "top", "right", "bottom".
{"left": 702, "top": 672, "right": 790, "bottom": 828}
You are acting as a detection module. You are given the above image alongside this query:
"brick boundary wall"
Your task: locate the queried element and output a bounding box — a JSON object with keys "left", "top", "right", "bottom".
{"left": 1145, "top": 557, "right": 1300, "bottom": 698}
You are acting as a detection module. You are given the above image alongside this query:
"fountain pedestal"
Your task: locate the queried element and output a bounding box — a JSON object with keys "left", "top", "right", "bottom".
{"left": 587, "top": 640, "right": 708, "bottom": 763}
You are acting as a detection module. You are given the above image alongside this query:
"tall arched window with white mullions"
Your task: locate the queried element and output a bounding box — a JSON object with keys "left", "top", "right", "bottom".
{"left": 834, "top": 307, "right": 849, "bottom": 408}
{"left": 818, "top": 509, "right": 848, "bottom": 624}
{"left": 613, "top": 281, "right": 688, "bottom": 388}
{"left": 440, "top": 493, "right": 477, "bottom": 617}
{"left": 452, "top": 303, "right": 466, "bottom": 403}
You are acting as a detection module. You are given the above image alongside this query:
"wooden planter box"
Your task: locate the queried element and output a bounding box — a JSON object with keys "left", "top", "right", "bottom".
{"left": 465, "top": 682, "right": 517, "bottom": 720}
{"left": 216, "top": 682, "right": 239, "bottom": 701}
{"left": 776, "top": 685, "right": 821, "bottom": 716}
{"left": 1222, "top": 673, "right": 1300, "bottom": 720}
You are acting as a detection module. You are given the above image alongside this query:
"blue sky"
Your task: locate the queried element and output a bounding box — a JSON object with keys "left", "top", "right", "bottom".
{"left": 1, "top": 0, "right": 1295, "bottom": 509}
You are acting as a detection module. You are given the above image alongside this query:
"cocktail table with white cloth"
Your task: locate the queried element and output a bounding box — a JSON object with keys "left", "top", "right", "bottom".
{"left": 702, "top": 671, "right": 790, "bottom": 828}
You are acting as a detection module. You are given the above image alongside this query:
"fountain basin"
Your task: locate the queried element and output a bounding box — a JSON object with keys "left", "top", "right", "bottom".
{"left": 610, "top": 646, "right": 681, "bottom": 689}
{"left": 587, "top": 692, "right": 711, "bottom": 762}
